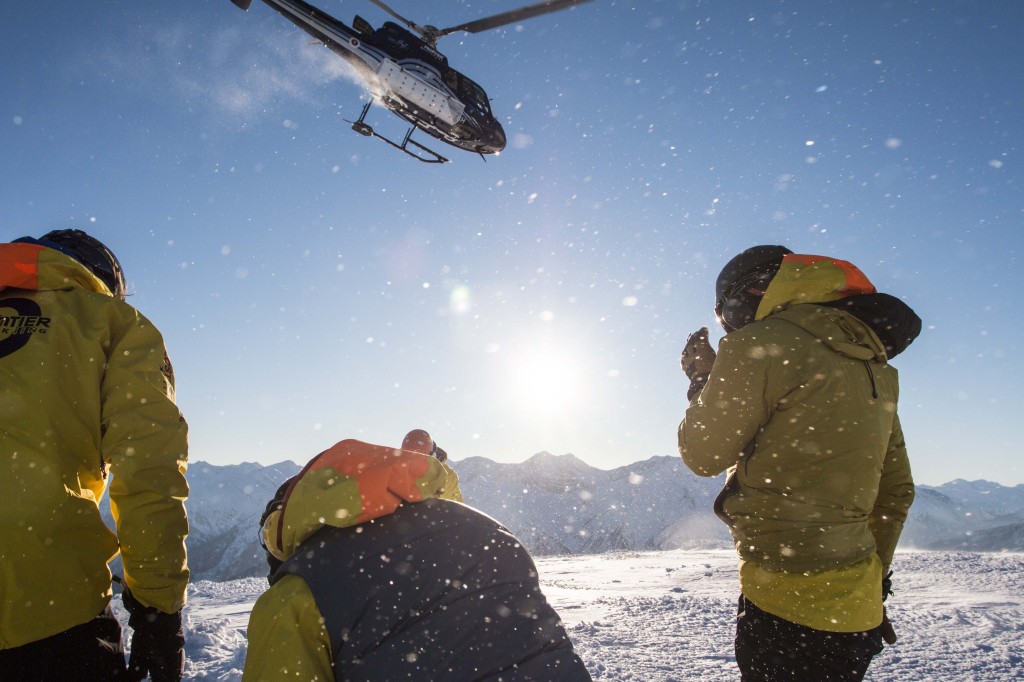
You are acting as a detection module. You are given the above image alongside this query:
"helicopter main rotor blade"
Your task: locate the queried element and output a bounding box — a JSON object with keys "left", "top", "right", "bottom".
{"left": 367, "top": 0, "right": 428, "bottom": 35}
{"left": 434, "top": 0, "right": 592, "bottom": 40}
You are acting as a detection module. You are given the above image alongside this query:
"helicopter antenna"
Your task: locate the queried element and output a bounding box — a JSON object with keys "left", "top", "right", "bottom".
{"left": 370, "top": 0, "right": 592, "bottom": 47}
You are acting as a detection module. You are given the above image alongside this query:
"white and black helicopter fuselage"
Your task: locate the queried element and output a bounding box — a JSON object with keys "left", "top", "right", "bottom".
{"left": 231, "top": 0, "right": 507, "bottom": 162}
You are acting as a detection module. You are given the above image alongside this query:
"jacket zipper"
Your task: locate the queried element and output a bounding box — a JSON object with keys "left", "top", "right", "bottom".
{"left": 863, "top": 361, "right": 879, "bottom": 399}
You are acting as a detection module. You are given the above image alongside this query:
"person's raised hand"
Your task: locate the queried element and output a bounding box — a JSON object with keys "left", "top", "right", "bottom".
{"left": 681, "top": 327, "right": 716, "bottom": 399}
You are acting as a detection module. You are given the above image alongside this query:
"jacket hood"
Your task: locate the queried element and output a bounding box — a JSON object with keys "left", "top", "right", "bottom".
{"left": 756, "top": 253, "right": 920, "bottom": 360}
{"left": 820, "top": 293, "right": 921, "bottom": 359}
{"left": 0, "top": 241, "right": 113, "bottom": 297}
{"left": 261, "top": 437, "right": 462, "bottom": 562}
{"left": 755, "top": 253, "right": 877, "bottom": 317}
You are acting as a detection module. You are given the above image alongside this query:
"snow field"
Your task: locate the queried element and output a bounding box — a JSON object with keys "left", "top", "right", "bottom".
{"left": 131, "top": 549, "right": 1022, "bottom": 681}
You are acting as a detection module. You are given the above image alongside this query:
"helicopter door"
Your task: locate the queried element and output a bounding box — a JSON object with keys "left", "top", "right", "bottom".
{"left": 377, "top": 60, "right": 466, "bottom": 126}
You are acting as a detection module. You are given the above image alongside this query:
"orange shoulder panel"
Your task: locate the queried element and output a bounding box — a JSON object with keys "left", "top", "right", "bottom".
{"left": 0, "top": 243, "right": 43, "bottom": 290}
{"left": 782, "top": 254, "right": 876, "bottom": 297}
{"left": 304, "top": 439, "right": 433, "bottom": 523}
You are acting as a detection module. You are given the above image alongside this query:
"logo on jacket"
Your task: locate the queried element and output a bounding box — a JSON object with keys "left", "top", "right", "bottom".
{"left": 0, "top": 298, "right": 51, "bottom": 358}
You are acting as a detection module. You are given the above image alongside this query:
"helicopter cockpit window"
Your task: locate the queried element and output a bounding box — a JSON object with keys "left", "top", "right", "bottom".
{"left": 459, "top": 76, "right": 492, "bottom": 114}
{"left": 445, "top": 70, "right": 459, "bottom": 93}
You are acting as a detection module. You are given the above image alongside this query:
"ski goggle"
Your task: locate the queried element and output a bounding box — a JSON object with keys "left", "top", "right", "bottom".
{"left": 714, "top": 270, "right": 772, "bottom": 333}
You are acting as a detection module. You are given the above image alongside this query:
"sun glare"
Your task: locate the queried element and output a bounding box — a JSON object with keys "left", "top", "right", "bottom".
{"left": 507, "top": 345, "right": 583, "bottom": 413}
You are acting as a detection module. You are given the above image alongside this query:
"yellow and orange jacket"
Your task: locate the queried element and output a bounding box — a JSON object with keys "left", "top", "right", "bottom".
{"left": 679, "top": 254, "right": 917, "bottom": 632}
{"left": 0, "top": 241, "right": 189, "bottom": 648}
{"left": 245, "top": 437, "right": 462, "bottom": 681}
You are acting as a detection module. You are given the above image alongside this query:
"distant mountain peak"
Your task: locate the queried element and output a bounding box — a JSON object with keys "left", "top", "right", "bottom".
{"left": 523, "top": 451, "right": 590, "bottom": 470}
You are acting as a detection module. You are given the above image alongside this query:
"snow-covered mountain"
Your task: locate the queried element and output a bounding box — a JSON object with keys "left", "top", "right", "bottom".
{"left": 101, "top": 454, "right": 1024, "bottom": 582}
{"left": 183, "top": 461, "right": 303, "bottom": 581}
{"left": 176, "top": 452, "right": 731, "bottom": 581}
{"left": 454, "top": 453, "right": 729, "bottom": 555}
{"left": 900, "top": 479, "right": 1024, "bottom": 550}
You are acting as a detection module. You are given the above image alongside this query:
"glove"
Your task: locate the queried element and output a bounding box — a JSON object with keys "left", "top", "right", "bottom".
{"left": 122, "top": 586, "right": 185, "bottom": 682}
{"left": 681, "top": 327, "right": 716, "bottom": 400}
{"left": 880, "top": 570, "right": 897, "bottom": 645}
{"left": 881, "top": 610, "right": 897, "bottom": 645}
{"left": 431, "top": 442, "right": 448, "bottom": 462}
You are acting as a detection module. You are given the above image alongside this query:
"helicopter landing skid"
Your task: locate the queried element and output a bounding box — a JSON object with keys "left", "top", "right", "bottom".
{"left": 346, "top": 103, "right": 449, "bottom": 164}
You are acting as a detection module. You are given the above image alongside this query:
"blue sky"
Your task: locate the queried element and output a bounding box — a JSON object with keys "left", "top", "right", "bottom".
{"left": 2, "top": 1, "right": 1021, "bottom": 485}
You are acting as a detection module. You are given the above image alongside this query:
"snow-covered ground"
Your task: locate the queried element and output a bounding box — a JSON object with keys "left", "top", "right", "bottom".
{"left": 134, "top": 549, "right": 1023, "bottom": 681}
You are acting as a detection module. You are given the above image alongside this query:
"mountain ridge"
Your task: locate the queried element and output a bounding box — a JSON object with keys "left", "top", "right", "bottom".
{"left": 102, "top": 453, "right": 1024, "bottom": 582}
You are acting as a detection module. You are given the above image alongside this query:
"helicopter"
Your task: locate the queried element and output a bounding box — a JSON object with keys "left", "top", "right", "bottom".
{"left": 228, "top": 0, "right": 592, "bottom": 163}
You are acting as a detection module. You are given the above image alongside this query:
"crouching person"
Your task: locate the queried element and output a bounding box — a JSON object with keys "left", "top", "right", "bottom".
{"left": 242, "top": 430, "right": 592, "bottom": 682}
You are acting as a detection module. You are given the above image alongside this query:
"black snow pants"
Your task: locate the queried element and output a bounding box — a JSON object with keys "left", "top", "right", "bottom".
{"left": 0, "top": 604, "right": 129, "bottom": 682}
{"left": 734, "top": 595, "right": 885, "bottom": 682}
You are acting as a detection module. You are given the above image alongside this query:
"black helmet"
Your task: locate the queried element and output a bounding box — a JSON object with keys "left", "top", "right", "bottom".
{"left": 715, "top": 245, "right": 792, "bottom": 332}
{"left": 40, "top": 229, "right": 126, "bottom": 300}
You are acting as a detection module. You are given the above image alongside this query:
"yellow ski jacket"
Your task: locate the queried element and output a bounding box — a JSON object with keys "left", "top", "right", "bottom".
{"left": 0, "top": 241, "right": 189, "bottom": 649}
{"left": 679, "top": 254, "right": 917, "bottom": 631}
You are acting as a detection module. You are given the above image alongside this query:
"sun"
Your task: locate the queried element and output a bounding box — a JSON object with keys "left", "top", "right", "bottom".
{"left": 506, "top": 343, "right": 584, "bottom": 414}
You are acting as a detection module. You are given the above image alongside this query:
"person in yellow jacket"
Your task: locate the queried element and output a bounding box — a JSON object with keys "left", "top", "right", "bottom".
{"left": 679, "top": 246, "right": 919, "bottom": 682}
{"left": 243, "top": 429, "right": 592, "bottom": 682}
{"left": 0, "top": 230, "right": 189, "bottom": 682}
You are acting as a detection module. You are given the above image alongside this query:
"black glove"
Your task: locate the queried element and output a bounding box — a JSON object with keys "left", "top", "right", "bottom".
{"left": 681, "top": 327, "right": 716, "bottom": 400}
{"left": 121, "top": 586, "right": 185, "bottom": 682}
{"left": 880, "top": 570, "right": 897, "bottom": 644}
{"left": 431, "top": 442, "right": 448, "bottom": 462}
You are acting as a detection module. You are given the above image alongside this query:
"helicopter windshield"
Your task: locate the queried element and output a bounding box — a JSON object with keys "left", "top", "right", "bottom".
{"left": 457, "top": 75, "right": 492, "bottom": 116}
